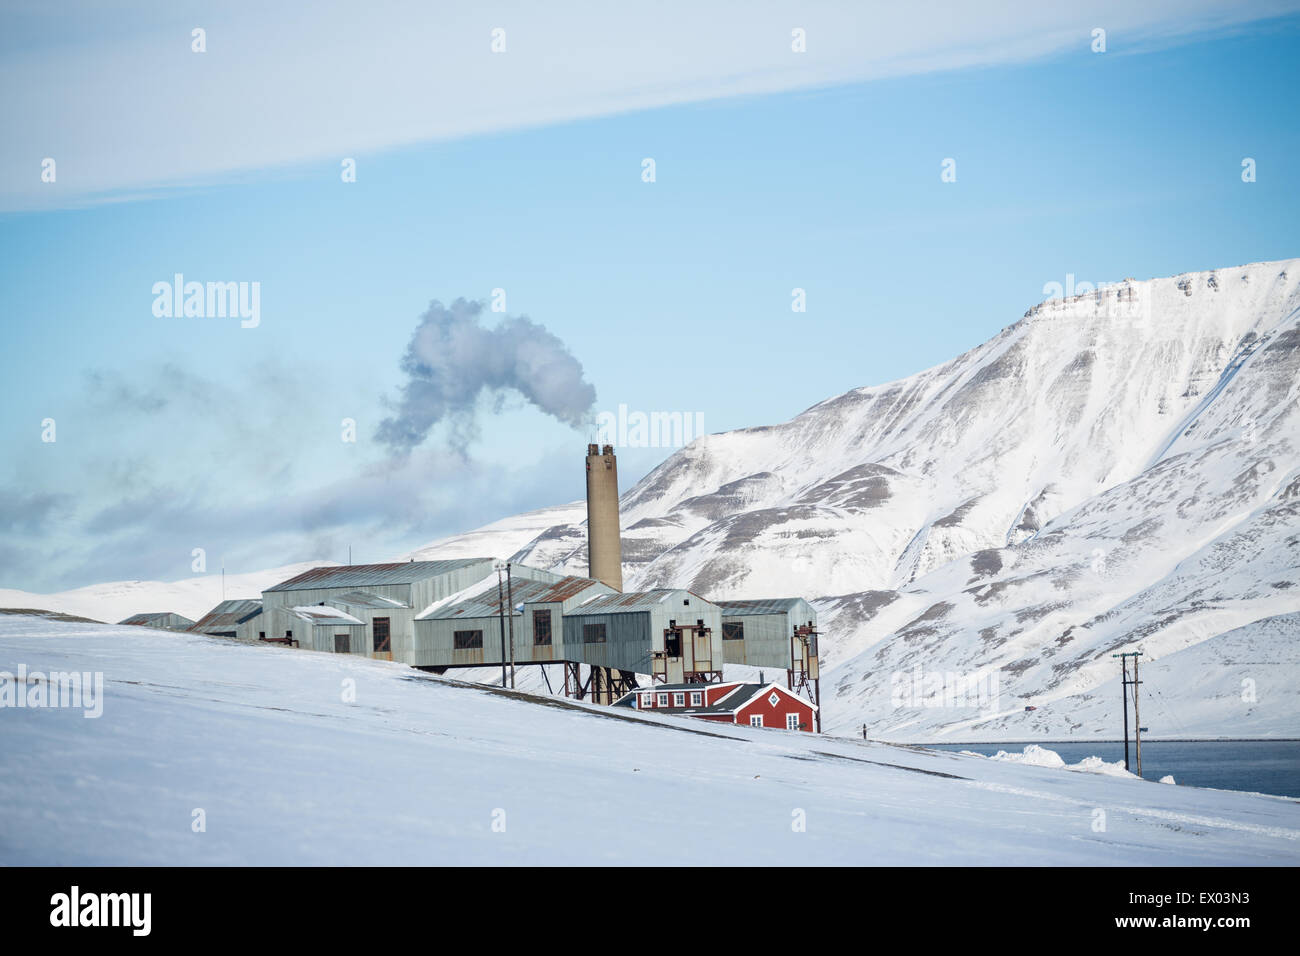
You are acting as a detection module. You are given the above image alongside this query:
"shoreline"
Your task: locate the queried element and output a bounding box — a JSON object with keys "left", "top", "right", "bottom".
{"left": 900, "top": 738, "right": 1300, "bottom": 746}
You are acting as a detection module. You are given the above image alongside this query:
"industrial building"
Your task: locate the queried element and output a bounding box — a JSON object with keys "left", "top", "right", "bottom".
{"left": 267, "top": 604, "right": 369, "bottom": 653}
{"left": 717, "top": 598, "right": 817, "bottom": 667}
{"left": 614, "top": 680, "right": 817, "bottom": 732}
{"left": 260, "top": 559, "right": 495, "bottom": 660}
{"left": 562, "top": 589, "right": 723, "bottom": 702}
{"left": 718, "top": 598, "right": 821, "bottom": 729}
{"left": 188, "top": 599, "right": 263, "bottom": 639}
{"left": 118, "top": 612, "right": 195, "bottom": 631}
{"left": 165, "top": 444, "right": 824, "bottom": 731}
{"left": 413, "top": 573, "right": 614, "bottom": 671}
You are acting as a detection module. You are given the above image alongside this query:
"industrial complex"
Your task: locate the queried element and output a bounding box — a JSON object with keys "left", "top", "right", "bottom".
{"left": 128, "top": 444, "right": 823, "bottom": 730}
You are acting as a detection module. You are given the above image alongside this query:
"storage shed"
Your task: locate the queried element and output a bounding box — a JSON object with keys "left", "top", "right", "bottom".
{"left": 188, "top": 599, "right": 264, "bottom": 639}
{"left": 118, "top": 612, "right": 195, "bottom": 632}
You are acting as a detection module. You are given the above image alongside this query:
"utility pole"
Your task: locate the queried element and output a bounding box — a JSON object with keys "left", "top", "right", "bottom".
{"left": 495, "top": 564, "right": 507, "bottom": 689}
{"left": 506, "top": 562, "right": 516, "bottom": 690}
{"left": 1133, "top": 653, "right": 1143, "bottom": 778}
{"left": 1112, "top": 651, "right": 1143, "bottom": 774}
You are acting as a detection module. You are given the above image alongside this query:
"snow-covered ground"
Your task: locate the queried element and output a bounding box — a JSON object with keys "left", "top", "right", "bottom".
{"left": 1, "top": 614, "right": 1297, "bottom": 866}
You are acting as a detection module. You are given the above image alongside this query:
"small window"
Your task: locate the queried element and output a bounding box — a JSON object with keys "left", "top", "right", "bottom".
{"left": 285, "top": 630, "right": 293, "bottom": 640}
{"left": 786, "top": 713, "right": 800, "bottom": 730}
{"left": 334, "top": 633, "right": 350, "bottom": 654}
{"left": 258, "top": 631, "right": 265, "bottom": 640}
{"left": 640, "top": 693, "right": 654, "bottom": 709}
{"left": 673, "top": 692, "right": 685, "bottom": 707}
{"left": 583, "top": 623, "right": 606, "bottom": 644}
{"left": 749, "top": 715, "right": 764, "bottom": 727}
{"left": 690, "top": 691, "right": 702, "bottom": 706}
{"left": 768, "top": 691, "right": 781, "bottom": 707}
{"left": 373, "top": 617, "right": 391, "bottom": 653}
{"left": 533, "top": 609, "right": 552, "bottom": 646}
{"left": 722, "top": 622, "right": 744, "bottom": 641}
{"left": 657, "top": 693, "right": 669, "bottom": 707}
{"left": 454, "top": 629, "right": 483, "bottom": 649}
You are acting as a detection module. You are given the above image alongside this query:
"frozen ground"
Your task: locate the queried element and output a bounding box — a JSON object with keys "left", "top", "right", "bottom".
{"left": 1, "top": 614, "right": 1297, "bottom": 866}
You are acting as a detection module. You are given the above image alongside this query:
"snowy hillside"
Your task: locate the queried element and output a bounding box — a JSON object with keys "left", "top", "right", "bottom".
{"left": 509, "top": 259, "right": 1300, "bottom": 740}
{"left": 2, "top": 613, "right": 1297, "bottom": 865}
{"left": 399, "top": 501, "right": 585, "bottom": 562}
{"left": 0, "top": 561, "right": 337, "bottom": 625}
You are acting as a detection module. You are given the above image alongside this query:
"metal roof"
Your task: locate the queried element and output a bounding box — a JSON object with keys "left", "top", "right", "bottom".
{"left": 420, "top": 575, "right": 605, "bottom": 620}
{"left": 717, "top": 598, "right": 808, "bottom": 616}
{"left": 189, "top": 599, "right": 263, "bottom": 632}
{"left": 287, "top": 605, "right": 366, "bottom": 626}
{"left": 118, "top": 612, "right": 195, "bottom": 628}
{"left": 327, "top": 590, "right": 412, "bottom": 609}
{"left": 264, "top": 559, "right": 492, "bottom": 592}
{"left": 566, "top": 589, "right": 709, "bottom": 616}
{"left": 531, "top": 575, "right": 611, "bottom": 605}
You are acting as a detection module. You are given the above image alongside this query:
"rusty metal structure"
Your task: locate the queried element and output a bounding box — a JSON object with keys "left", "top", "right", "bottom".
{"left": 651, "top": 619, "right": 723, "bottom": 686}
{"left": 563, "top": 663, "right": 640, "bottom": 704}
{"left": 787, "top": 623, "right": 821, "bottom": 733}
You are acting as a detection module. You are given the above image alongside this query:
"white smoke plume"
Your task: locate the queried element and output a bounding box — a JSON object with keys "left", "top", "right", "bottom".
{"left": 377, "top": 298, "right": 596, "bottom": 454}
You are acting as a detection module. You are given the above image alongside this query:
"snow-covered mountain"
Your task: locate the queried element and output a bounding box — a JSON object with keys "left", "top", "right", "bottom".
{"left": 509, "top": 259, "right": 1300, "bottom": 740}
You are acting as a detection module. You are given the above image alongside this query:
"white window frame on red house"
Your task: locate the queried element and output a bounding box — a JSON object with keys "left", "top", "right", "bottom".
{"left": 673, "top": 692, "right": 685, "bottom": 707}
{"left": 786, "top": 712, "right": 800, "bottom": 730}
{"left": 657, "top": 693, "right": 669, "bottom": 707}
{"left": 640, "top": 692, "right": 654, "bottom": 709}
{"left": 749, "top": 714, "right": 764, "bottom": 727}
{"left": 690, "top": 691, "right": 703, "bottom": 706}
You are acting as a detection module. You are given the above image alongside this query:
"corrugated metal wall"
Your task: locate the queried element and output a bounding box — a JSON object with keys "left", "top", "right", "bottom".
{"left": 720, "top": 599, "right": 816, "bottom": 667}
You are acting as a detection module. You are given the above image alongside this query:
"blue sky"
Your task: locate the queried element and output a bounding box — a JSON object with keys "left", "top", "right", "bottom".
{"left": 2, "top": 2, "right": 1298, "bottom": 591}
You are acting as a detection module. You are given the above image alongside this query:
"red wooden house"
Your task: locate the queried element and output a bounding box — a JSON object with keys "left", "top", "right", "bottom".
{"left": 614, "top": 680, "right": 817, "bottom": 732}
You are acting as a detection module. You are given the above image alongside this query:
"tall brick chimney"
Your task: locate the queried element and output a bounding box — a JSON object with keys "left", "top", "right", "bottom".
{"left": 585, "top": 443, "right": 622, "bottom": 591}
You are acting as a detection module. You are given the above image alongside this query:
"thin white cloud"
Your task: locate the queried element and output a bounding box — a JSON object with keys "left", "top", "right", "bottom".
{"left": 3, "top": 0, "right": 1297, "bottom": 210}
